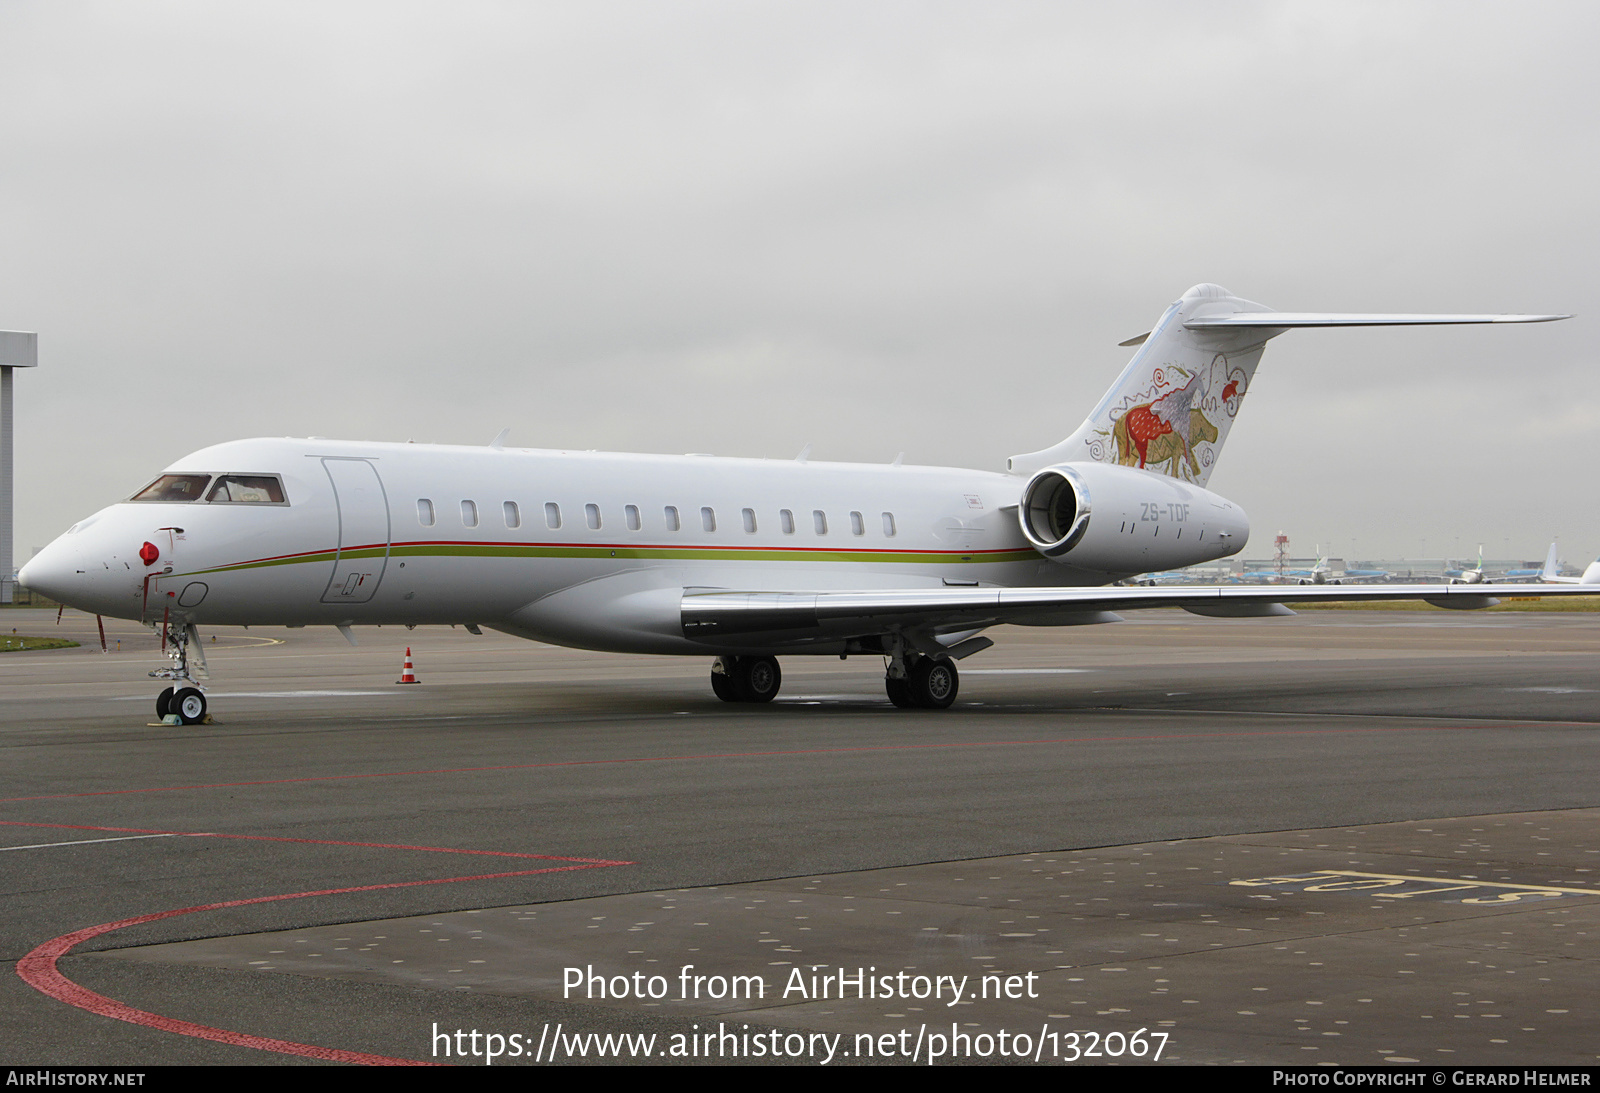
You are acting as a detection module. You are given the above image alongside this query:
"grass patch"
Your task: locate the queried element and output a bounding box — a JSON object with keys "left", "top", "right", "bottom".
{"left": 1289, "top": 597, "right": 1600, "bottom": 612}
{"left": 0, "top": 635, "right": 80, "bottom": 651}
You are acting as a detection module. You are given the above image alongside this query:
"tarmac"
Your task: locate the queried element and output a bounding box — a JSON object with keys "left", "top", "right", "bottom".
{"left": 2, "top": 606, "right": 1598, "bottom": 1066}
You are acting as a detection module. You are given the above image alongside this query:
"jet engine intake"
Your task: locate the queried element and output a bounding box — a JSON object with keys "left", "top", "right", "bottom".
{"left": 1017, "top": 461, "right": 1249, "bottom": 574}
{"left": 1020, "top": 466, "right": 1091, "bottom": 557}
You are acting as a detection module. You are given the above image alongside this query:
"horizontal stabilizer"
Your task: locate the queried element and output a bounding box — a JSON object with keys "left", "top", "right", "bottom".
{"left": 1184, "top": 313, "right": 1569, "bottom": 330}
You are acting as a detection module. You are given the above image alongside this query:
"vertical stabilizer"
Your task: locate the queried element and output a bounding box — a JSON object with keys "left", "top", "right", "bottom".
{"left": 1009, "top": 284, "right": 1274, "bottom": 487}
{"left": 1542, "top": 541, "right": 1560, "bottom": 581}
{"left": 1009, "top": 286, "right": 1566, "bottom": 485}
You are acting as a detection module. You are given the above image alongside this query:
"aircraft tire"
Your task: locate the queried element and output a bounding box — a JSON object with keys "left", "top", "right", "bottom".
{"left": 909, "top": 657, "right": 958, "bottom": 709}
{"left": 711, "top": 665, "right": 739, "bottom": 702}
{"left": 735, "top": 656, "right": 781, "bottom": 703}
{"left": 173, "top": 687, "right": 207, "bottom": 725}
{"left": 155, "top": 687, "right": 174, "bottom": 719}
{"left": 885, "top": 675, "right": 915, "bottom": 708}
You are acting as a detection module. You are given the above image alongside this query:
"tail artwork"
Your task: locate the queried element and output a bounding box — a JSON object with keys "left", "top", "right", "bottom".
{"left": 1009, "top": 283, "right": 1568, "bottom": 485}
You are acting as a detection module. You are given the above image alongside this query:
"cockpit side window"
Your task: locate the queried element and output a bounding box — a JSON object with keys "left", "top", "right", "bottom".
{"left": 131, "top": 474, "right": 212, "bottom": 502}
{"left": 206, "top": 475, "right": 288, "bottom": 504}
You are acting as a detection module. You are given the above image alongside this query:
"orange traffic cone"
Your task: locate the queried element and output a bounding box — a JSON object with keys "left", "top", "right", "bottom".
{"left": 396, "top": 647, "right": 420, "bottom": 684}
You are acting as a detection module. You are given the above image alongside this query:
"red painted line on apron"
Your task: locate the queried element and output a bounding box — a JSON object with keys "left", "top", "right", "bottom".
{"left": 17, "top": 864, "right": 627, "bottom": 1065}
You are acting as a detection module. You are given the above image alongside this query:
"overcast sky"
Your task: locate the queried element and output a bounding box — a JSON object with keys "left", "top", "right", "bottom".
{"left": 2, "top": 1, "right": 1595, "bottom": 565}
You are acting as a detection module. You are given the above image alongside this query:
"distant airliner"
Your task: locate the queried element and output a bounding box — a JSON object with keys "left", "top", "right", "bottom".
{"left": 20, "top": 284, "right": 1590, "bottom": 723}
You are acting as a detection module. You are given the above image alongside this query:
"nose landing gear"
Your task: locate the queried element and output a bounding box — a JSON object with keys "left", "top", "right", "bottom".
{"left": 150, "top": 622, "right": 209, "bottom": 725}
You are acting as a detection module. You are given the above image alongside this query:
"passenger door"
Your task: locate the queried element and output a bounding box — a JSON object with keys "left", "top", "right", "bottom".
{"left": 320, "top": 458, "right": 390, "bottom": 604}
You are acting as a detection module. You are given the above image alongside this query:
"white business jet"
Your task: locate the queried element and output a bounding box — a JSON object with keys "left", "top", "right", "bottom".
{"left": 20, "top": 284, "right": 1588, "bottom": 723}
{"left": 1541, "top": 541, "right": 1600, "bottom": 585}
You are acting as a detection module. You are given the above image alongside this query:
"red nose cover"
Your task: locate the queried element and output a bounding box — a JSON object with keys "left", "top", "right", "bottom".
{"left": 139, "top": 541, "right": 159, "bottom": 566}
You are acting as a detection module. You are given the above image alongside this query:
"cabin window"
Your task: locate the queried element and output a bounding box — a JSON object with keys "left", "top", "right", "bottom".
{"left": 417, "top": 499, "right": 435, "bottom": 527}
{"left": 544, "top": 502, "right": 561, "bottom": 529}
{"left": 461, "top": 500, "right": 478, "bottom": 528}
{"left": 882, "top": 512, "right": 896, "bottom": 537}
{"left": 850, "top": 510, "right": 864, "bottom": 536}
{"left": 813, "top": 510, "right": 828, "bottom": 535}
{"left": 585, "top": 503, "right": 601, "bottom": 530}
{"left": 503, "top": 501, "right": 520, "bottom": 529}
{"left": 625, "top": 504, "right": 641, "bottom": 531}
{"left": 664, "top": 505, "right": 681, "bottom": 531}
{"left": 701, "top": 506, "right": 716, "bottom": 532}
{"left": 742, "top": 508, "right": 757, "bottom": 533}
{"left": 130, "top": 474, "right": 211, "bottom": 503}
{"left": 206, "top": 475, "right": 287, "bottom": 504}
{"left": 780, "top": 509, "right": 794, "bottom": 534}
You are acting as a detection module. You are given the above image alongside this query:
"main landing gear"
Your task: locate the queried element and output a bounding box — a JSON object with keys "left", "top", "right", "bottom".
{"left": 707, "top": 648, "right": 960, "bottom": 709}
{"left": 711, "top": 655, "right": 782, "bottom": 703}
{"left": 884, "top": 653, "right": 959, "bottom": 709}
{"left": 151, "top": 622, "right": 209, "bottom": 725}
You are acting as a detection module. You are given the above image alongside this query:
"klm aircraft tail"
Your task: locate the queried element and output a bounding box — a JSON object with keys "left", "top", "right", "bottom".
{"left": 1008, "top": 283, "right": 1567, "bottom": 487}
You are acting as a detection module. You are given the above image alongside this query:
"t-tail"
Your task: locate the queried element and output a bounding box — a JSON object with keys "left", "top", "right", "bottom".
{"left": 1009, "top": 283, "right": 1568, "bottom": 486}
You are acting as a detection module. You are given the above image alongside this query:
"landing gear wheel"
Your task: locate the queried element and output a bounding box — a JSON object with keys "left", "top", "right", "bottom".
{"left": 908, "top": 657, "right": 958, "bottom": 709}
{"left": 710, "top": 656, "right": 782, "bottom": 703}
{"left": 711, "top": 663, "right": 739, "bottom": 702}
{"left": 884, "top": 675, "right": 915, "bottom": 708}
{"left": 172, "top": 687, "right": 207, "bottom": 725}
{"left": 155, "top": 687, "right": 174, "bottom": 719}
{"left": 733, "top": 656, "right": 781, "bottom": 703}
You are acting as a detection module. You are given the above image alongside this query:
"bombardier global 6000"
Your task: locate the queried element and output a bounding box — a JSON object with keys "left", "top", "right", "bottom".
{"left": 20, "top": 284, "right": 1591, "bottom": 723}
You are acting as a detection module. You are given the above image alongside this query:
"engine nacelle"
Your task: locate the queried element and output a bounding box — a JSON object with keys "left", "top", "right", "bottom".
{"left": 1018, "top": 462, "right": 1249, "bottom": 574}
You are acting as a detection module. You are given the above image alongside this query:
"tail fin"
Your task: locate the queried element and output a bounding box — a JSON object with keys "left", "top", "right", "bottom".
{"left": 1009, "top": 283, "right": 1568, "bottom": 485}
{"left": 1542, "top": 541, "right": 1561, "bottom": 581}
{"left": 1537, "top": 542, "right": 1600, "bottom": 585}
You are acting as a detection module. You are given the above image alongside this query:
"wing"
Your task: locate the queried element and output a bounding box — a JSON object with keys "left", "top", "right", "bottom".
{"left": 681, "top": 582, "right": 1599, "bottom": 648}
{"left": 1183, "top": 312, "right": 1570, "bottom": 329}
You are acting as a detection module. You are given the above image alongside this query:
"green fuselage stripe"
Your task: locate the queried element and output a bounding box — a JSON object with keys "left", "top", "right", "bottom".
{"left": 187, "top": 540, "right": 1040, "bottom": 576}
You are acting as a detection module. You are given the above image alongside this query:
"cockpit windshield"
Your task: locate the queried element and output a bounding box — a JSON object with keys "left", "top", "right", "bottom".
{"left": 130, "top": 474, "right": 212, "bottom": 502}
{"left": 129, "top": 473, "right": 288, "bottom": 504}
{"left": 206, "top": 475, "right": 287, "bottom": 504}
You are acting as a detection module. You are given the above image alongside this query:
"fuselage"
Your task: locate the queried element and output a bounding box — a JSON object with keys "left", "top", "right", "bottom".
{"left": 20, "top": 437, "right": 1249, "bottom": 654}
{"left": 15, "top": 288, "right": 1566, "bottom": 718}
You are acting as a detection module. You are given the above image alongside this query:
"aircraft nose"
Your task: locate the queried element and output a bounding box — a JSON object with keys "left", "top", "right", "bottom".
{"left": 18, "top": 541, "right": 87, "bottom": 604}
{"left": 17, "top": 524, "right": 139, "bottom": 617}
